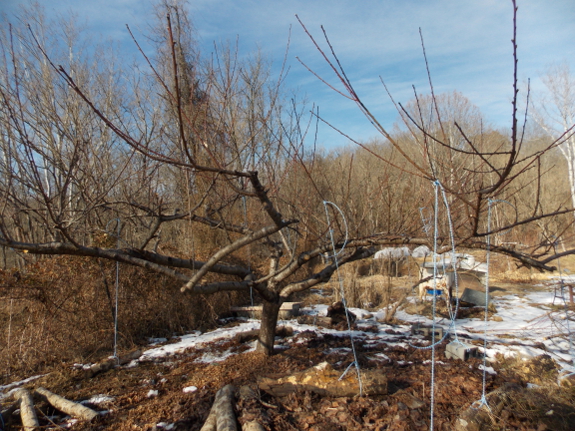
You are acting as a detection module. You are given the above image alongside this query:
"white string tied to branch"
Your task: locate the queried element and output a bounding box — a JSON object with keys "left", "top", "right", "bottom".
{"left": 242, "top": 196, "right": 254, "bottom": 306}
{"left": 471, "top": 198, "right": 497, "bottom": 410}
{"left": 419, "top": 206, "right": 432, "bottom": 239}
{"left": 105, "top": 218, "right": 122, "bottom": 361}
{"left": 411, "top": 181, "right": 463, "bottom": 352}
{"left": 472, "top": 198, "right": 516, "bottom": 410}
{"left": 410, "top": 180, "right": 465, "bottom": 430}
{"left": 322, "top": 201, "right": 363, "bottom": 396}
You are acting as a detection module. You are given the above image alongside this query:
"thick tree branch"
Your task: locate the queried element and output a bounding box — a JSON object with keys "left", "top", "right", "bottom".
{"left": 180, "top": 220, "right": 296, "bottom": 292}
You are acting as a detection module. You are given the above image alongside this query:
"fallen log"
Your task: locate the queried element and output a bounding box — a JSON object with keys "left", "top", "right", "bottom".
{"left": 84, "top": 349, "right": 142, "bottom": 378}
{"left": 199, "top": 407, "right": 217, "bottom": 431}
{"left": 200, "top": 384, "right": 237, "bottom": 431}
{"left": 35, "top": 387, "right": 98, "bottom": 421}
{"left": 215, "top": 385, "right": 237, "bottom": 431}
{"left": 13, "top": 389, "right": 39, "bottom": 431}
{"left": 258, "top": 362, "right": 387, "bottom": 397}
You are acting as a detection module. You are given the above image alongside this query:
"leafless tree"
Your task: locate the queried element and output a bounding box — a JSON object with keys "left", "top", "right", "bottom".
{"left": 295, "top": 0, "right": 575, "bottom": 269}
{"left": 1, "top": 0, "right": 573, "bottom": 358}
{"left": 531, "top": 63, "right": 575, "bottom": 220}
{"left": 0, "top": 2, "right": 405, "bottom": 355}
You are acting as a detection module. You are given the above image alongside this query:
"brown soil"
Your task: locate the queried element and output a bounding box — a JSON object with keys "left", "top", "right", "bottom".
{"left": 3, "top": 324, "right": 573, "bottom": 431}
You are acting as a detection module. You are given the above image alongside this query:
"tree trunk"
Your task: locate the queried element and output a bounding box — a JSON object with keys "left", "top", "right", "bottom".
{"left": 256, "top": 299, "right": 281, "bottom": 355}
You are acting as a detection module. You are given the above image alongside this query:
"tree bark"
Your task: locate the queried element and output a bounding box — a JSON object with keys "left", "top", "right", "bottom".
{"left": 13, "top": 389, "right": 39, "bottom": 431}
{"left": 256, "top": 299, "right": 281, "bottom": 355}
{"left": 215, "top": 385, "right": 237, "bottom": 431}
{"left": 35, "top": 387, "right": 98, "bottom": 421}
{"left": 200, "top": 384, "right": 237, "bottom": 431}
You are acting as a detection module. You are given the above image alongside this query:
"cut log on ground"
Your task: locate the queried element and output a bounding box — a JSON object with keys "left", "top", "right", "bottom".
{"left": 13, "top": 389, "right": 39, "bottom": 431}
{"left": 216, "top": 385, "right": 237, "bottom": 431}
{"left": 199, "top": 405, "right": 217, "bottom": 431}
{"left": 84, "top": 349, "right": 142, "bottom": 378}
{"left": 35, "top": 387, "right": 98, "bottom": 421}
{"left": 200, "top": 384, "right": 237, "bottom": 431}
{"left": 258, "top": 362, "right": 387, "bottom": 397}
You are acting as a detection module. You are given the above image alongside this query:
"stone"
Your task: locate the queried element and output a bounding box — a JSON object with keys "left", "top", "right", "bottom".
{"left": 393, "top": 389, "right": 425, "bottom": 409}
{"left": 445, "top": 342, "right": 479, "bottom": 361}
{"left": 460, "top": 288, "right": 491, "bottom": 306}
{"left": 411, "top": 322, "right": 444, "bottom": 339}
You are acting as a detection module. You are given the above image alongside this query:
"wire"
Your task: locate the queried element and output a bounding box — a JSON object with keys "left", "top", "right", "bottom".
{"left": 429, "top": 181, "right": 439, "bottom": 431}
{"left": 106, "top": 218, "right": 122, "bottom": 360}
{"left": 322, "top": 201, "right": 362, "bottom": 396}
{"left": 323, "top": 201, "right": 349, "bottom": 257}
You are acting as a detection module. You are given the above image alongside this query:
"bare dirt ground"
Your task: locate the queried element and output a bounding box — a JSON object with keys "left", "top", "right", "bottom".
{"left": 3, "top": 321, "right": 574, "bottom": 431}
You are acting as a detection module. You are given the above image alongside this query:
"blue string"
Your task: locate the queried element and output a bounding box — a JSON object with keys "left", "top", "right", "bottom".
{"left": 438, "top": 184, "right": 462, "bottom": 331}
{"left": 412, "top": 180, "right": 466, "bottom": 430}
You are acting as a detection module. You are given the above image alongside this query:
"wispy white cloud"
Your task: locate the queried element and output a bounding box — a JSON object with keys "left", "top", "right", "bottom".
{"left": 2, "top": 0, "right": 574, "bottom": 149}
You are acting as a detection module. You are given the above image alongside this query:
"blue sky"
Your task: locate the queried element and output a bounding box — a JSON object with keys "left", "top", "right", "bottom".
{"left": 1, "top": 0, "right": 574, "bottom": 150}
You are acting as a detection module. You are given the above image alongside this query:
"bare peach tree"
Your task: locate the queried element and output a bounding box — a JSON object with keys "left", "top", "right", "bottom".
{"left": 1, "top": 0, "right": 573, "bottom": 357}
{"left": 0, "top": 3, "right": 414, "bottom": 355}
{"left": 295, "top": 0, "right": 575, "bottom": 269}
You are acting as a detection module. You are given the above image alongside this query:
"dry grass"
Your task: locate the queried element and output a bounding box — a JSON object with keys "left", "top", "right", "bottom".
{"left": 0, "top": 256, "right": 241, "bottom": 385}
{"left": 480, "top": 382, "right": 575, "bottom": 431}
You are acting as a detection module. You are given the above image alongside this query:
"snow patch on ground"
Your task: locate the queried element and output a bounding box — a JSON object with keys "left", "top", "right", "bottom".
{"left": 80, "top": 394, "right": 114, "bottom": 405}
{"left": 140, "top": 321, "right": 260, "bottom": 361}
{"left": 2, "top": 274, "right": 573, "bottom": 403}
{"left": 0, "top": 374, "right": 46, "bottom": 400}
